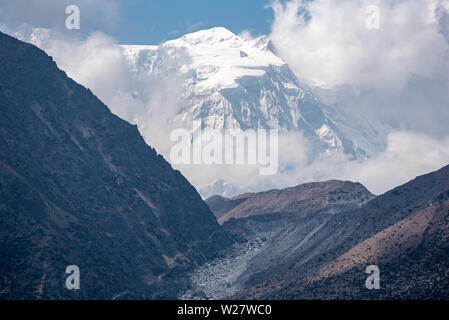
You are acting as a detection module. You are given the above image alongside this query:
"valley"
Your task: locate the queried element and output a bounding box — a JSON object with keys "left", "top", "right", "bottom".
{"left": 182, "top": 167, "right": 449, "bottom": 299}
{"left": 1, "top": 28, "right": 449, "bottom": 301}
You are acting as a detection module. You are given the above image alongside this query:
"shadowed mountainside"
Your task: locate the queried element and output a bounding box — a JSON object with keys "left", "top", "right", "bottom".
{"left": 0, "top": 31, "right": 234, "bottom": 299}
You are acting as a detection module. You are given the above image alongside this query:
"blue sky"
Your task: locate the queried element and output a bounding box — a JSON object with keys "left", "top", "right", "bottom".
{"left": 0, "top": 0, "right": 278, "bottom": 44}
{"left": 113, "top": 0, "right": 274, "bottom": 44}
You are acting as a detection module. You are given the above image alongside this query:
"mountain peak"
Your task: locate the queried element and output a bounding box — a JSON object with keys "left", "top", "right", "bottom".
{"left": 151, "top": 27, "right": 285, "bottom": 91}
{"left": 166, "top": 27, "right": 239, "bottom": 47}
{"left": 185, "top": 27, "right": 236, "bottom": 39}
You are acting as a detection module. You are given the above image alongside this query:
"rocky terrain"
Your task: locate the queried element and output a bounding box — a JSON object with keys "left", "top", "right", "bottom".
{"left": 182, "top": 181, "right": 374, "bottom": 299}
{"left": 0, "top": 31, "right": 234, "bottom": 299}
{"left": 233, "top": 164, "right": 449, "bottom": 299}
{"left": 184, "top": 165, "right": 449, "bottom": 300}
{"left": 285, "top": 200, "right": 449, "bottom": 299}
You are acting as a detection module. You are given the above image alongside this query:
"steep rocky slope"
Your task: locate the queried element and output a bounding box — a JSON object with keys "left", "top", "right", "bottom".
{"left": 236, "top": 164, "right": 449, "bottom": 299}
{"left": 286, "top": 200, "right": 449, "bottom": 299}
{"left": 183, "top": 181, "right": 374, "bottom": 299}
{"left": 0, "top": 31, "right": 234, "bottom": 299}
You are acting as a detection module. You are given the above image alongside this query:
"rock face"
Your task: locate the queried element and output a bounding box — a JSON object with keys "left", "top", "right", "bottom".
{"left": 0, "top": 31, "right": 234, "bottom": 299}
{"left": 234, "top": 164, "right": 449, "bottom": 299}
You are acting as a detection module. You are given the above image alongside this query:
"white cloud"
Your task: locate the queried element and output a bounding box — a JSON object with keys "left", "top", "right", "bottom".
{"left": 0, "top": 0, "right": 119, "bottom": 32}
{"left": 175, "top": 130, "right": 449, "bottom": 197}
{"left": 241, "top": 0, "right": 449, "bottom": 196}
{"left": 339, "top": 131, "right": 449, "bottom": 194}
{"left": 172, "top": 130, "right": 312, "bottom": 194}
{"left": 270, "top": 0, "right": 449, "bottom": 90}
{"left": 8, "top": 25, "right": 188, "bottom": 158}
{"left": 43, "top": 32, "right": 131, "bottom": 103}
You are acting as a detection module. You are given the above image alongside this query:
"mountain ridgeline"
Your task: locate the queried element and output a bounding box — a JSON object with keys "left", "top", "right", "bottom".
{"left": 198, "top": 167, "right": 449, "bottom": 299}
{"left": 180, "top": 181, "right": 374, "bottom": 299}
{"left": 14, "top": 26, "right": 389, "bottom": 199}
{"left": 0, "top": 31, "right": 234, "bottom": 299}
{"left": 229, "top": 165, "right": 449, "bottom": 299}
{"left": 119, "top": 27, "right": 386, "bottom": 197}
{"left": 207, "top": 180, "right": 374, "bottom": 224}
{"left": 2, "top": 29, "right": 449, "bottom": 301}
{"left": 120, "top": 27, "right": 381, "bottom": 161}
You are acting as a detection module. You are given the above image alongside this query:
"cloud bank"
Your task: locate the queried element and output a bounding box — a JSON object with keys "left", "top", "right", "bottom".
{"left": 270, "top": 0, "right": 449, "bottom": 90}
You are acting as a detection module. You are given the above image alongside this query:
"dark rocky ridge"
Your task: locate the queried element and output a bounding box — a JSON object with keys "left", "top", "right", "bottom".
{"left": 0, "top": 31, "right": 234, "bottom": 299}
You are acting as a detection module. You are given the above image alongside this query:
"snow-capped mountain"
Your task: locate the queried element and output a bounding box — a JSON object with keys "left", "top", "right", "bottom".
{"left": 120, "top": 27, "right": 380, "bottom": 160}
{"left": 11, "top": 25, "right": 387, "bottom": 197}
